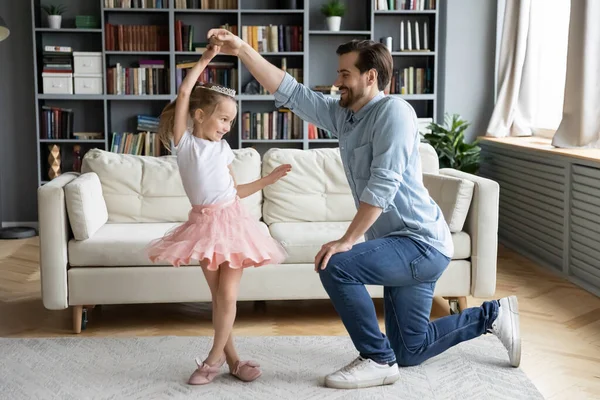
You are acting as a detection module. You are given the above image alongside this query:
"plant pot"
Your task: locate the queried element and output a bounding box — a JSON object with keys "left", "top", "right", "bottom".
{"left": 326, "top": 16, "right": 341, "bottom": 31}
{"left": 48, "top": 15, "right": 62, "bottom": 29}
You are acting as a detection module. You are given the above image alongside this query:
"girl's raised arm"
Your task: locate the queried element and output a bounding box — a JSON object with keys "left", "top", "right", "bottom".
{"left": 172, "top": 43, "right": 221, "bottom": 147}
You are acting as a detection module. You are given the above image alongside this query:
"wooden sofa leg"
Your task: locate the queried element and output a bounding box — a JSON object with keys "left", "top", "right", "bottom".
{"left": 457, "top": 297, "right": 468, "bottom": 312}
{"left": 72, "top": 306, "right": 83, "bottom": 334}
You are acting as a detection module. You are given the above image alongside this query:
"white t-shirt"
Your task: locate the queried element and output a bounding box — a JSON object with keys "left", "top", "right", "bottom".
{"left": 173, "top": 130, "right": 237, "bottom": 206}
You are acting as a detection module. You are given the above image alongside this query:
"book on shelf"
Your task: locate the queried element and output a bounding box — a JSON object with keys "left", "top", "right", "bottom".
{"left": 110, "top": 131, "right": 167, "bottom": 156}
{"left": 389, "top": 66, "right": 432, "bottom": 95}
{"left": 175, "top": 22, "right": 237, "bottom": 52}
{"left": 176, "top": 60, "right": 237, "bottom": 92}
{"left": 137, "top": 115, "right": 160, "bottom": 132}
{"left": 375, "top": 0, "right": 436, "bottom": 10}
{"left": 40, "top": 106, "right": 74, "bottom": 139}
{"left": 107, "top": 60, "right": 170, "bottom": 95}
{"left": 174, "top": 0, "right": 237, "bottom": 9}
{"left": 241, "top": 25, "right": 303, "bottom": 53}
{"left": 247, "top": 58, "right": 301, "bottom": 95}
{"left": 104, "top": 0, "right": 169, "bottom": 8}
{"left": 42, "top": 47, "right": 73, "bottom": 74}
{"left": 308, "top": 123, "right": 335, "bottom": 140}
{"left": 105, "top": 24, "right": 169, "bottom": 51}
{"left": 242, "top": 109, "right": 302, "bottom": 140}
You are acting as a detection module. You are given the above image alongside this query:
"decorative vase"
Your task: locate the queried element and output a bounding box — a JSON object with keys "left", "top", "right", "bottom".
{"left": 48, "top": 15, "right": 62, "bottom": 29}
{"left": 48, "top": 144, "right": 61, "bottom": 179}
{"left": 326, "top": 16, "right": 341, "bottom": 31}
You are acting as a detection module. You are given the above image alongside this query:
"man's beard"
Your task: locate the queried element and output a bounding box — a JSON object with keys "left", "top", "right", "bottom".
{"left": 338, "top": 86, "right": 364, "bottom": 108}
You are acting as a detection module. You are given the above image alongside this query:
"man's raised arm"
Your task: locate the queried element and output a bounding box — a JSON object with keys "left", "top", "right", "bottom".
{"left": 208, "top": 28, "right": 341, "bottom": 136}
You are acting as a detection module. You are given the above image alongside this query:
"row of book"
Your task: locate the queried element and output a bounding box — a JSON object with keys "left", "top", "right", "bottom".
{"left": 110, "top": 132, "right": 168, "bottom": 156}
{"left": 174, "top": 0, "right": 236, "bottom": 9}
{"left": 242, "top": 25, "right": 303, "bottom": 53}
{"left": 389, "top": 66, "right": 433, "bottom": 95}
{"left": 176, "top": 60, "right": 237, "bottom": 93}
{"left": 104, "top": 0, "right": 168, "bottom": 8}
{"left": 40, "top": 106, "right": 74, "bottom": 139}
{"left": 104, "top": 24, "right": 169, "bottom": 52}
{"left": 175, "top": 22, "right": 237, "bottom": 52}
{"left": 252, "top": 60, "right": 301, "bottom": 95}
{"left": 42, "top": 47, "right": 73, "bottom": 74}
{"left": 241, "top": 110, "right": 303, "bottom": 141}
{"left": 107, "top": 61, "right": 170, "bottom": 95}
{"left": 137, "top": 115, "right": 160, "bottom": 132}
{"left": 308, "top": 124, "right": 334, "bottom": 140}
{"left": 375, "top": 0, "right": 436, "bottom": 10}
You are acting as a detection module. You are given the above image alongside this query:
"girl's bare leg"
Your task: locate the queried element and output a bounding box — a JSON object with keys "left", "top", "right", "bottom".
{"left": 203, "top": 263, "right": 243, "bottom": 366}
{"left": 201, "top": 266, "right": 240, "bottom": 367}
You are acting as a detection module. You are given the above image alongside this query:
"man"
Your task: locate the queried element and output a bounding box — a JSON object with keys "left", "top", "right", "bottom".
{"left": 208, "top": 29, "right": 520, "bottom": 390}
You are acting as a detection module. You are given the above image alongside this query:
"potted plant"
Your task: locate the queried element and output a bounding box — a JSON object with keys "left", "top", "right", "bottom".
{"left": 41, "top": 3, "right": 66, "bottom": 30}
{"left": 422, "top": 113, "right": 481, "bottom": 174}
{"left": 321, "top": 0, "right": 345, "bottom": 32}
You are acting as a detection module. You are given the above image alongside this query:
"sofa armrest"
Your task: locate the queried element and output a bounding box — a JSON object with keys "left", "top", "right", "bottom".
{"left": 37, "top": 173, "right": 79, "bottom": 310}
{"left": 439, "top": 168, "right": 499, "bottom": 298}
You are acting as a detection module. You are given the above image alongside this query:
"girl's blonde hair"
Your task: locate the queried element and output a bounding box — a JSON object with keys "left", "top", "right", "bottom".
{"left": 157, "top": 82, "right": 237, "bottom": 151}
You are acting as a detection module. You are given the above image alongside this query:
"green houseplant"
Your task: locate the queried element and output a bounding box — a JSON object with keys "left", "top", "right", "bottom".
{"left": 422, "top": 113, "right": 481, "bottom": 174}
{"left": 321, "top": 0, "right": 345, "bottom": 31}
{"left": 41, "top": 3, "right": 67, "bottom": 29}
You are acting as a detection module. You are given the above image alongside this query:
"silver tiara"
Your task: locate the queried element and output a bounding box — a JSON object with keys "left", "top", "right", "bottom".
{"left": 199, "top": 85, "right": 236, "bottom": 97}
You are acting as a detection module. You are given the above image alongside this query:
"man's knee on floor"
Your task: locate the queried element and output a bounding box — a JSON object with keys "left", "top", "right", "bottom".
{"left": 394, "top": 347, "right": 423, "bottom": 367}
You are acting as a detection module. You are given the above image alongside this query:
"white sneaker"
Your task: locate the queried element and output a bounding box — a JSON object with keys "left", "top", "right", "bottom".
{"left": 490, "top": 295, "right": 521, "bottom": 367}
{"left": 324, "top": 356, "right": 400, "bottom": 389}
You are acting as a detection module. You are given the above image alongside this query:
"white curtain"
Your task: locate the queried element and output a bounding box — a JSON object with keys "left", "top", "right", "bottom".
{"left": 551, "top": 0, "right": 600, "bottom": 148}
{"left": 486, "top": 0, "right": 535, "bottom": 137}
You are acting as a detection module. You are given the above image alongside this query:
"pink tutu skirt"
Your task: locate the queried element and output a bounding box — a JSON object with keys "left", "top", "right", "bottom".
{"left": 146, "top": 196, "right": 287, "bottom": 270}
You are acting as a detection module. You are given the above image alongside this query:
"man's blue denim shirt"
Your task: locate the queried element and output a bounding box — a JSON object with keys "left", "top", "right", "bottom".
{"left": 273, "top": 72, "right": 454, "bottom": 258}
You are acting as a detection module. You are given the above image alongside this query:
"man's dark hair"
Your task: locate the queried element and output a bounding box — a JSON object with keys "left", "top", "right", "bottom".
{"left": 336, "top": 39, "right": 393, "bottom": 91}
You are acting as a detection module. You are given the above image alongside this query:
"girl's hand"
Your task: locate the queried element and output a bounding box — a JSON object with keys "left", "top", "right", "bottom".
{"left": 202, "top": 43, "right": 220, "bottom": 61}
{"left": 265, "top": 164, "right": 292, "bottom": 185}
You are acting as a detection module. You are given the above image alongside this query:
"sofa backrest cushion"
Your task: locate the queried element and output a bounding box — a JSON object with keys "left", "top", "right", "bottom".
{"left": 261, "top": 143, "right": 442, "bottom": 224}
{"left": 81, "top": 147, "right": 262, "bottom": 223}
{"left": 422, "top": 173, "right": 474, "bottom": 232}
{"left": 64, "top": 172, "right": 108, "bottom": 240}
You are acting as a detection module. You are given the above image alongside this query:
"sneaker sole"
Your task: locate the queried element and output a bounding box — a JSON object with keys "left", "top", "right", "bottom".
{"left": 324, "top": 372, "right": 400, "bottom": 389}
{"left": 507, "top": 295, "right": 521, "bottom": 368}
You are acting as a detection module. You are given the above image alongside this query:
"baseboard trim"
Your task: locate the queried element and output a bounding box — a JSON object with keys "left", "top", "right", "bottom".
{"left": 1, "top": 221, "right": 39, "bottom": 230}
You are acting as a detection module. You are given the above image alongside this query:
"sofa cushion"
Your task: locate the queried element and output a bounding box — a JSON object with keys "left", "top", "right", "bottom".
{"left": 422, "top": 173, "right": 474, "bottom": 232}
{"left": 68, "top": 221, "right": 272, "bottom": 266}
{"left": 269, "top": 222, "right": 470, "bottom": 263}
{"left": 81, "top": 147, "right": 262, "bottom": 223}
{"left": 64, "top": 172, "right": 108, "bottom": 240}
{"left": 261, "top": 144, "right": 440, "bottom": 225}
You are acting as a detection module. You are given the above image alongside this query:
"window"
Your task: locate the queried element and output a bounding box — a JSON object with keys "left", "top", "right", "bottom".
{"left": 530, "top": 0, "right": 571, "bottom": 137}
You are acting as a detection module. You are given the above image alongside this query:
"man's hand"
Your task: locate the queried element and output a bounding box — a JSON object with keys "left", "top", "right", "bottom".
{"left": 207, "top": 29, "right": 245, "bottom": 56}
{"left": 264, "top": 164, "right": 292, "bottom": 185}
{"left": 314, "top": 239, "right": 353, "bottom": 272}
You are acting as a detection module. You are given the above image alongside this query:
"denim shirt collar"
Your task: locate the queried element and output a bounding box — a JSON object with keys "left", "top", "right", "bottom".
{"left": 346, "top": 91, "right": 385, "bottom": 123}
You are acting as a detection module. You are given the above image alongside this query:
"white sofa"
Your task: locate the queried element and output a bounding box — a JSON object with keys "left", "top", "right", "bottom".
{"left": 37, "top": 143, "right": 499, "bottom": 333}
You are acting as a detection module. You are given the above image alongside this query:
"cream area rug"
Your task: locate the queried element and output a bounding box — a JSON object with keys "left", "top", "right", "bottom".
{"left": 0, "top": 335, "right": 543, "bottom": 399}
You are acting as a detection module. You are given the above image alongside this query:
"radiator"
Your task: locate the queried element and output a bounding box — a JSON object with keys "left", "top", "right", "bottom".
{"left": 480, "top": 141, "right": 600, "bottom": 296}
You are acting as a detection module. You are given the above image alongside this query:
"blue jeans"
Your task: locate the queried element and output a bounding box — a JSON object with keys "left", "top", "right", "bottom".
{"left": 318, "top": 236, "right": 499, "bottom": 366}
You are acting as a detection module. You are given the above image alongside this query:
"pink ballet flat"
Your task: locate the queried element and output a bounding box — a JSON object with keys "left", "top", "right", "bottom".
{"left": 230, "top": 360, "right": 262, "bottom": 382}
{"left": 187, "top": 354, "right": 226, "bottom": 385}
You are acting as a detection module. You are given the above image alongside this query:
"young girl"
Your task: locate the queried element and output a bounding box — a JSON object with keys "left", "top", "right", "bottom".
{"left": 146, "top": 43, "right": 291, "bottom": 385}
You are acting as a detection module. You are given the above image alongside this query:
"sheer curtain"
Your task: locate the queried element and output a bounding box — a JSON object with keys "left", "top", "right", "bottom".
{"left": 551, "top": 0, "right": 600, "bottom": 148}
{"left": 486, "top": 0, "right": 570, "bottom": 138}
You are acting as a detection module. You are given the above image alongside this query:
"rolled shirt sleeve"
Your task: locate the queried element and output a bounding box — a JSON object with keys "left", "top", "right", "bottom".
{"left": 359, "top": 100, "right": 417, "bottom": 212}
{"left": 273, "top": 72, "right": 341, "bottom": 137}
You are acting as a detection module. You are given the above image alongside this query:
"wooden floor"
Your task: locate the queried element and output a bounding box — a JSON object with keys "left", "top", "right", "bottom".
{"left": 1, "top": 238, "right": 599, "bottom": 399}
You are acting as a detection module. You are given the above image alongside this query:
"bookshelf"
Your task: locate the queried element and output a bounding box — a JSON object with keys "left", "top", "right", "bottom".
{"left": 31, "top": 0, "right": 439, "bottom": 185}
